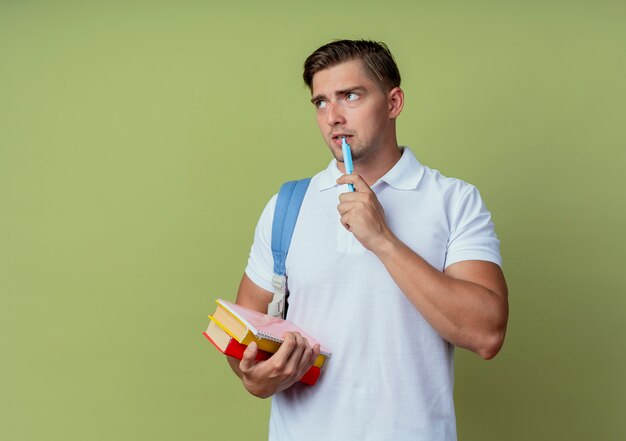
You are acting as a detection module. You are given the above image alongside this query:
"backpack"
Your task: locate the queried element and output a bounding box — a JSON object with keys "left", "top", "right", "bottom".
{"left": 268, "top": 178, "right": 311, "bottom": 318}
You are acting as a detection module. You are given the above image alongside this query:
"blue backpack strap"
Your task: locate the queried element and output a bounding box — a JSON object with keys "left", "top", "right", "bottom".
{"left": 268, "top": 178, "right": 311, "bottom": 318}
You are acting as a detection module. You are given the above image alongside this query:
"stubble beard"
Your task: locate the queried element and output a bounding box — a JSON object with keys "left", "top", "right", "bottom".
{"left": 332, "top": 139, "right": 377, "bottom": 167}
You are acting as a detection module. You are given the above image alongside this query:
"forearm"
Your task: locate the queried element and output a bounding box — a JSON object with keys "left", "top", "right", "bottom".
{"left": 374, "top": 232, "right": 508, "bottom": 359}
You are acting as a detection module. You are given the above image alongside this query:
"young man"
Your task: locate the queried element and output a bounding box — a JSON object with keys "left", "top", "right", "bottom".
{"left": 227, "top": 40, "right": 508, "bottom": 441}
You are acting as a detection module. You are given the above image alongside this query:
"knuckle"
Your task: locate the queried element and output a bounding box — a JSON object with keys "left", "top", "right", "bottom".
{"left": 273, "top": 358, "right": 286, "bottom": 371}
{"left": 267, "top": 367, "right": 280, "bottom": 380}
{"left": 282, "top": 338, "right": 296, "bottom": 352}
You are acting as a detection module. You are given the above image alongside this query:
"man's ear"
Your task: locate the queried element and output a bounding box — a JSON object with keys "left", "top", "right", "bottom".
{"left": 388, "top": 87, "right": 404, "bottom": 119}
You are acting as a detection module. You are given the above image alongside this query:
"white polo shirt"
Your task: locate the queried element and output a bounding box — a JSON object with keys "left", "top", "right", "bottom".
{"left": 245, "top": 147, "right": 501, "bottom": 441}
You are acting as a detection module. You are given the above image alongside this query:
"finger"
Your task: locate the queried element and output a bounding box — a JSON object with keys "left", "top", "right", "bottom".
{"left": 296, "top": 343, "right": 320, "bottom": 382}
{"left": 285, "top": 335, "right": 312, "bottom": 380}
{"left": 340, "top": 217, "right": 351, "bottom": 231}
{"left": 296, "top": 340, "right": 314, "bottom": 373}
{"left": 340, "top": 191, "right": 375, "bottom": 206}
{"left": 239, "top": 342, "right": 258, "bottom": 373}
{"left": 278, "top": 332, "right": 298, "bottom": 356}
{"left": 284, "top": 333, "right": 307, "bottom": 372}
{"left": 309, "top": 344, "right": 321, "bottom": 366}
{"left": 339, "top": 208, "right": 357, "bottom": 227}
{"left": 336, "top": 174, "right": 372, "bottom": 193}
{"left": 337, "top": 200, "right": 359, "bottom": 215}
{"left": 338, "top": 189, "right": 368, "bottom": 201}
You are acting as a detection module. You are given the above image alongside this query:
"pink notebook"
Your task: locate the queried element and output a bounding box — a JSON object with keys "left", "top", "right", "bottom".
{"left": 217, "top": 298, "right": 331, "bottom": 357}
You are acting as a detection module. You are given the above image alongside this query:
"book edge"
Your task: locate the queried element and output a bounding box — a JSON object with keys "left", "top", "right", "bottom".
{"left": 216, "top": 298, "right": 261, "bottom": 336}
{"left": 202, "top": 331, "right": 226, "bottom": 354}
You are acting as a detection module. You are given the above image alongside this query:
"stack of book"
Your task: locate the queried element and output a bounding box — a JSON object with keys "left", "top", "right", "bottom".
{"left": 203, "top": 298, "right": 331, "bottom": 386}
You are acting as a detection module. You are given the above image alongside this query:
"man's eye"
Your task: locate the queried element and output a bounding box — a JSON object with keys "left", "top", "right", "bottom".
{"left": 346, "top": 92, "right": 359, "bottom": 101}
{"left": 316, "top": 100, "right": 327, "bottom": 109}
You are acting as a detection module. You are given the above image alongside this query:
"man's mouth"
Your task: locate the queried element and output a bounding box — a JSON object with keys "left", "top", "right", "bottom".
{"left": 331, "top": 134, "right": 354, "bottom": 145}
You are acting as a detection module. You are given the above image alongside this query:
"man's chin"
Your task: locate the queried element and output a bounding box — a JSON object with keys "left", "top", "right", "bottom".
{"left": 326, "top": 143, "right": 344, "bottom": 163}
{"left": 327, "top": 141, "right": 365, "bottom": 163}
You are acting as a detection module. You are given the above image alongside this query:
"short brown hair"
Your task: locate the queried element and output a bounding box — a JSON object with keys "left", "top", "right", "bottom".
{"left": 303, "top": 39, "right": 401, "bottom": 92}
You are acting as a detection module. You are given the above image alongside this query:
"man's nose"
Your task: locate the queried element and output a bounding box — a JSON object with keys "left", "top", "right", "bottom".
{"left": 326, "top": 102, "right": 346, "bottom": 126}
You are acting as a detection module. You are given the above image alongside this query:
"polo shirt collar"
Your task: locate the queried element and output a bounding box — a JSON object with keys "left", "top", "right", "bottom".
{"left": 317, "top": 146, "right": 424, "bottom": 191}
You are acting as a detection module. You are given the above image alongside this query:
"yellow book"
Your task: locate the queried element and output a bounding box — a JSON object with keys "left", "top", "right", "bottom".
{"left": 209, "top": 298, "right": 331, "bottom": 368}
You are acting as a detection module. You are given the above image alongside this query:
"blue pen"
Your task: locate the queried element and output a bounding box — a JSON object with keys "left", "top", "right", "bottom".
{"left": 341, "top": 137, "right": 355, "bottom": 192}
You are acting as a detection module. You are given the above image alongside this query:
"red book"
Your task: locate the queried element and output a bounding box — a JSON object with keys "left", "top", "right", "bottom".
{"left": 203, "top": 320, "right": 321, "bottom": 386}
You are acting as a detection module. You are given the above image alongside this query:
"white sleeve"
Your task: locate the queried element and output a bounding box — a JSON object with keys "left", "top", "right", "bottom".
{"left": 244, "top": 194, "right": 278, "bottom": 293}
{"left": 444, "top": 185, "right": 502, "bottom": 269}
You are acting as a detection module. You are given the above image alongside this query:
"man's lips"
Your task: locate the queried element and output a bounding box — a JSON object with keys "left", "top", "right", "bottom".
{"left": 331, "top": 133, "right": 353, "bottom": 140}
{"left": 330, "top": 134, "right": 354, "bottom": 146}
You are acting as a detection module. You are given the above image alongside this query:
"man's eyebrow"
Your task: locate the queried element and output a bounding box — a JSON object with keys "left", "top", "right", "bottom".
{"left": 337, "top": 86, "right": 367, "bottom": 95}
{"left": 310, "top": 94, "right": 326, "bottom": 104}
{"left": 310, "top": 86, "right": 367, "bottom": 104}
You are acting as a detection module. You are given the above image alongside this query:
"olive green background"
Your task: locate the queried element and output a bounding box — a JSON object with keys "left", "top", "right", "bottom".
{"left": 1, "top": 1, "right": 624, "bottom": 440}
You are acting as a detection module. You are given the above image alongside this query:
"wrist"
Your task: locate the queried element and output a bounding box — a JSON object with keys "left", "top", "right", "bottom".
{"left": 242, "top": 375, "right": 273, "bottom": 399}
{"left": 369, "top": 227, "right": 399, "bottom": 258}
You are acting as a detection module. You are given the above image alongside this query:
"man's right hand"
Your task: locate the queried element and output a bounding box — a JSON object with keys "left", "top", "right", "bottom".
{"left": 237, "top": 332, "right": 321, "bottom": 398}
{"left": 227, "top": 274, "right": 321, "bottom": 398}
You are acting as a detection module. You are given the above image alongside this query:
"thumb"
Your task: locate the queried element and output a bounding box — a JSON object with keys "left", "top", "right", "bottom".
{"left": 239, "top": 342, "right": 258, "bottom": 371}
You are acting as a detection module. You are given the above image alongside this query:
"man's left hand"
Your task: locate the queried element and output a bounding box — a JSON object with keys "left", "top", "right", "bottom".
{"left": 336, "top": 174, "right": 393, "bottom": 253}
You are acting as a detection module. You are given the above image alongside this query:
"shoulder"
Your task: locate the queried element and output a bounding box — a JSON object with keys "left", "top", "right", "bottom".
{"left": 418, "top": 163, "right": 478, "bottom": 206}
{"left": 256, "top": 171, "right": 319, "bottom": 228}
{"left": 251, "top": 193, "right": 278, "bottom": 237}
